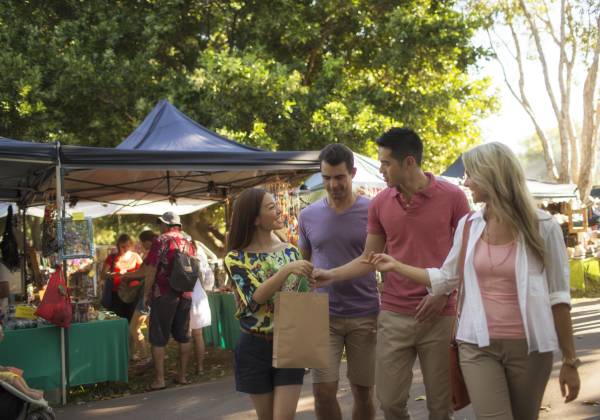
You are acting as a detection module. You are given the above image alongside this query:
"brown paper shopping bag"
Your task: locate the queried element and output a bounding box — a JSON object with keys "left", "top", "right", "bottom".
{"left": 272, "top": 291, "right": 329, "bottom": 369}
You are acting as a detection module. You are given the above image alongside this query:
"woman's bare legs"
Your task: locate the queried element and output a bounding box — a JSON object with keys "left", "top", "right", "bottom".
{"left": 250, "top": 392, "right": 274, "bottom": 420}
{"left": 191, "top": 328, "right": 205, "bottom": 374}
{"left": 273, "top": 384, "right": 302, "bottom": 420}
{"left": 129, "top": 310, "right": 149, "bottom": 360}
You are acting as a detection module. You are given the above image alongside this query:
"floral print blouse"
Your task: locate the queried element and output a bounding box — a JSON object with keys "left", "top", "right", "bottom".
{"left": 224, "top": 244, "right": 309, "bottom": 335}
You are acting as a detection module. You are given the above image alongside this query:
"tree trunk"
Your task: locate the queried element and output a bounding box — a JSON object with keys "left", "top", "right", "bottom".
{"left": 181, "top": 211, "right": 226, "bottom": 258}
{"left": 578, "top": 17, "right": 600, "bottom": 202}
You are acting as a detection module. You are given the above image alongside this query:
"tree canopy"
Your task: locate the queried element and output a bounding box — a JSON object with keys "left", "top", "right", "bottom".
{"left": 0, "top": 0, "right": 496, "bottom": 174}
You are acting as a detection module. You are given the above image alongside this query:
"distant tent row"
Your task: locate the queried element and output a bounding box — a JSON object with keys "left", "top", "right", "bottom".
{"left": 441, "top": 155, "right": 579, "bottom": 201}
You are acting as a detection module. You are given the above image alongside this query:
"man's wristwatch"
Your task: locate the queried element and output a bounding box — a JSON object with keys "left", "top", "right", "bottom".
{"left": 562, "top": 357, "right": 582, "bottom": 369}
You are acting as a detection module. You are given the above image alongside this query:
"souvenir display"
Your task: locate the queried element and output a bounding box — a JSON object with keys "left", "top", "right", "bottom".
{"left": 41, "top": 204, "right": 59, "bottom": 257}
{"left": 267, "top": 182, "right": 304, "bottom": 245}
{"left": 58, "top": 217, "right": 95, "bottom": 259}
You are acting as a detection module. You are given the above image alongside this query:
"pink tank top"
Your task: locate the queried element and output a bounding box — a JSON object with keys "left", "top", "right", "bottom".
{"left": 473, "top": 238, "right": 525, "bottom": 339}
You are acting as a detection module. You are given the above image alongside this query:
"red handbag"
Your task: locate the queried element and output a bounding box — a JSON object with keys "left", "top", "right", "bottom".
{"left": 449, "top": 213, "right": 473, "bottom": 411}
{"left": 35, "top": 266, "right": 73, "bottom": 328}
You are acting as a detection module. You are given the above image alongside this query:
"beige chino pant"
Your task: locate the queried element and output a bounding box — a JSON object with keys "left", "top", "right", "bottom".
{"left": 376, "top": 310, "right": 453, "bottom": 420}
{"left": 459, "top": 340, "right": 553, "bottom": 420}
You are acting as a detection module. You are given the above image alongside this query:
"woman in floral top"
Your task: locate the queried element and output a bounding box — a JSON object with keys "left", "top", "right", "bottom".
{"left": 225, "top": 188, "right": 312, "bottom": 420}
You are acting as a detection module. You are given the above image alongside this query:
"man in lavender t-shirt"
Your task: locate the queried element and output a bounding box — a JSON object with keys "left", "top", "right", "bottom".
{"left": 298, "top": 144, "right": 379, "bottom": 420}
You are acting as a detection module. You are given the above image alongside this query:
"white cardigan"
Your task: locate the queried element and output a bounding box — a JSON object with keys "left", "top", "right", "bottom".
{"left": 427, "top": 209, "right": 571, "bottom": 353}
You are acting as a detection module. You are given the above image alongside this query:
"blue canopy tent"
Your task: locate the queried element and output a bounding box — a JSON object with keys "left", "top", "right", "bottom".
{"left": 57, "top": 100, "right": 305, "bottom": 216}
{"left": 441, "top": 155, "right": 464, "bottom": 178}
{"left": 117, "top": 99, "right": 261, "bottom": 152}
{"left": 0, "top": 137, "right": 56, "bottom": 205}
{"left": 54, "top": 100, "right": 318, "bottom": 214}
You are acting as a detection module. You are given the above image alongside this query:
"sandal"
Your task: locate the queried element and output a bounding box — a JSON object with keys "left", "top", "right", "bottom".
{"left": 146, "top": 384, "right": 166, "bottom": 392}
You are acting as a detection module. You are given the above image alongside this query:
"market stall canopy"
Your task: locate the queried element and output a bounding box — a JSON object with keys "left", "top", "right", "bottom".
{"left": 526, "top": 180, "right": 578, "bottom": 200}
{"left": 0, "top": 137, "right": 56, "bottom": 204}
{"left": 441, "top": 155, "right": 465, "bottom": 178}
{"left": 303, "top": 153, "right": 385, "bottom": 191}
{"left": 117, "top": 99, "right": 261, "bottom": 152}
{"left": 52, "top": 100, "right": 263, "bottom": 216}
{"left": 49, "top": 146, "right": 320, "bottom": 205}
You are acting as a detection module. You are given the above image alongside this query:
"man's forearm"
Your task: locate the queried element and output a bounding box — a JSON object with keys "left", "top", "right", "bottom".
{"left": 330, "top": 256, "right": 375, "bottom": 282}
{"left": 143, "top": 266, "right": 157, "bottom": 295}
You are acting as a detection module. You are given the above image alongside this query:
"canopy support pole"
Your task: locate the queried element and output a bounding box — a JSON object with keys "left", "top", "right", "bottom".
{"left": 20, "top": 206, "right": 27, "bottom": 293}
{"left": 55, "top": 142, "right": 67, "bottom": 406}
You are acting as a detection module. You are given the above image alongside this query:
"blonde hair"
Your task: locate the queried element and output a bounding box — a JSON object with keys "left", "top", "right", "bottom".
{"left": 463, "top": 142, "right": 545, "bottom": 265}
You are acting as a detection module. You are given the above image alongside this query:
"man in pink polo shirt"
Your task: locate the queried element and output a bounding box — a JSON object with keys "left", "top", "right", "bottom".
{"left": 314, "top": 128, "right": 469, "bottom": 419}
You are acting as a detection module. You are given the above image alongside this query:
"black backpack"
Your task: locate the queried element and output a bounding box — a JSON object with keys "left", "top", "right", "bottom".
{"left": 168, "top": 238, "right": 200, "bottom": 292}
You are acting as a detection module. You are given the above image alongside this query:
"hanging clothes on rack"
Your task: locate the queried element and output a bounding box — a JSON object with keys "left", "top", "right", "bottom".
{"left": 0, "top": 205, "right": 20, "bottom": 271}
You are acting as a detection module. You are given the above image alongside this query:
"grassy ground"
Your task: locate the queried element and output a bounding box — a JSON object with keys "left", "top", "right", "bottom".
{"left": 67, "top": 335, "right": 235, "bottom": 405}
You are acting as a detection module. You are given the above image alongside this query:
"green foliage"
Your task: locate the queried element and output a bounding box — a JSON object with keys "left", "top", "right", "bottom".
{"left": 0, "top": 0, "right": 497, "bottom": 174}
{"left": 93, "top": 214, "right": 157, "bottom": 246}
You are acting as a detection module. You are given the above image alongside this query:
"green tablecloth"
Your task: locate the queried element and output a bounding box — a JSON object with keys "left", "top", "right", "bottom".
{"left": 203, "top": 292, "right": 240, "bottom": 350}
{"left": 0, "top": 318, "right": 129, "bottom": 393}
{"left": 0, "top": 324, "right": 61, "bottom": 391}
{"left": 68, "top": 318, "right": 129, "bottom": 386}
{"left": 570, "top": 257, "right": 600, "bottom": 291}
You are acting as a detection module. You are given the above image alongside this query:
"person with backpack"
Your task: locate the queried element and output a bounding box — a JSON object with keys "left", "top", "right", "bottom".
{"left": 143, "top": 212, "right": 198, "bottom": 391}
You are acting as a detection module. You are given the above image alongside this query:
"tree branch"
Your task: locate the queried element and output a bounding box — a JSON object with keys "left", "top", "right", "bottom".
{"left": 488, "top": 27, "right": 559, "bottom": 180}
{"left": 518, "top": 0, "right": 569, "bottom": 181}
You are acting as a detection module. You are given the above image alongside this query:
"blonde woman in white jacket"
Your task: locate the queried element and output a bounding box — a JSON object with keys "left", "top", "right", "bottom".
{"left": 365, "top": 142, "right": 580, "bottom": 419}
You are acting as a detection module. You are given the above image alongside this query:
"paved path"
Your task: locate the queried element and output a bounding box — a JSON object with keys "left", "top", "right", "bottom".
{"left": 56, "top": 298, "right": 600, "bottom": 419}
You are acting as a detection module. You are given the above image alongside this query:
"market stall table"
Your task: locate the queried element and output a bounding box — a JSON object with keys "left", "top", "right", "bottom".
{"left": 203, "top": 292, "right": 240, "bottom": 350}
{"left": 67, "top": 318, "right": 128, "bottom": 386}
{"left": 0, "top": 318, "right": 128, "bottom": 396}
{"left": 0, "top": 323, "right": 61, "bottom": 392}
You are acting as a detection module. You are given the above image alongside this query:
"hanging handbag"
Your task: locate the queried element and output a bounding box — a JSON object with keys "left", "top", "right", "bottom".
{"left": 449, "top": 212, "right": 474, "bottom": 411}
{"left": 117, "top": 277, "right": 143, "bottom": 303}
{"left": 35, "top": 266, "right": 72, "bottom": 328}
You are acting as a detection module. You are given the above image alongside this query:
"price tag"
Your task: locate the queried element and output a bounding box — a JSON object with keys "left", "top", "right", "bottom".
{"left": 72, "top": 212, "right": 85, "bottom": 221}
{"left": 15, "top": 305, "right": 37, "bottom": 320}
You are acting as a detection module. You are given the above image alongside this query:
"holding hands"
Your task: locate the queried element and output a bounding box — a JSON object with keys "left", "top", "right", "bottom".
{"left": 362, "top": 252, "right": 400, "bottom": 273}
{"left": 284, "top": 260, "right": 313, "bottom": 278}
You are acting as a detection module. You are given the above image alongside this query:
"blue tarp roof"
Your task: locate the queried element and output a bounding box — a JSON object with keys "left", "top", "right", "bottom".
{"left": 117, "top": 99, "right": 261, "bottom": 152}
{"left": 441, "top": 155, "right": 464, "bottom": 178}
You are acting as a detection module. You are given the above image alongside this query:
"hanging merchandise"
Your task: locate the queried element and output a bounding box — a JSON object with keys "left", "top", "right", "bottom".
{"left": 0, "top": 205, "right": 20, "bottom": 271}
{"left": 35, "top": 265, "right": 72, "bottom": 328}
{"left": 267, "top": 182, "right": 303, "bottom": 245}
{"left": 58, "top": 217, "right": 95, "bottom": 260}
{"left": 42, "top": 204, "right": 59, "bottom": 257}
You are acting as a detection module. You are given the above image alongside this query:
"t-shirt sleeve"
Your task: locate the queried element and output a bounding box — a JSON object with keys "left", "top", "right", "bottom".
{"left": 451, "top": 189, "right": 471, "bottom": 230}
{"left": 224, "top": 251, "right": 261, "bottom": 314}
{"left": 367, "top": 197, "right": 384, "bottom": 235}
{"left": 144, "top": 238, "right": 161, "bottom": 267}
{"left": 297, "top": 211, "right": 311, "bottom": 253}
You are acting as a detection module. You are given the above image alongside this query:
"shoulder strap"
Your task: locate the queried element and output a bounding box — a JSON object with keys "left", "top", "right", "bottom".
{"left": 452, "top": 211, "right": 474, "bottom": 341}
{"left": 109, "top": 254, "right": 117, "bottom": 272}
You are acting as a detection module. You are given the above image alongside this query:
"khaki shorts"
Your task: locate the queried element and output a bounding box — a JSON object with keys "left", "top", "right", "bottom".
{"left": 312, "top": 315, "right": 377, "bottom": 387}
